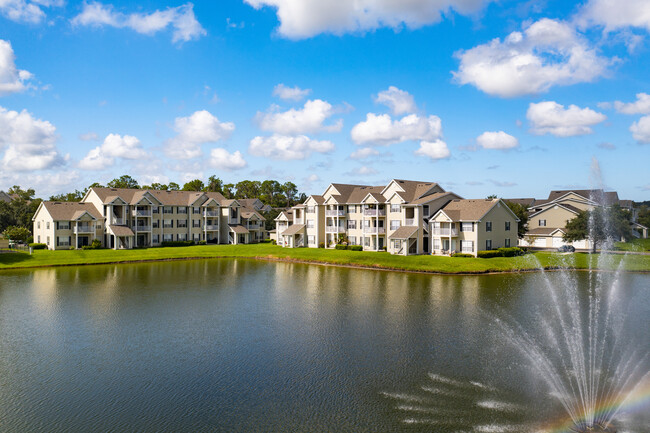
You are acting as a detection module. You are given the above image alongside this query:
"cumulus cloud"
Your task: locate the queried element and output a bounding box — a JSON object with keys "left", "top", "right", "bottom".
{"left": 0, "top": 106, "right": 63, "bottom": 171}
{"left": 79, "top": 133, "right": 148, "bottom": 170}
{"left": 454, "top": 18, "right": 610, "bottom": 98}
{"left": 351, "top": 113, "right": 442, "bottom": 146}
{"left": 414, "top": 139, "right": 451, "bottom": 159}
{"left": 0, "top": 0, "right": 63, "bottom": 24}
{"left": 630, "top": 115, "right": 650, "bottom": 143}
{"left": 476, "top": 131, "right": 519, "bottom": 149}
{"left": 273, "top": 83, "right": 312, "bottom": 101}
{"left": 577, "top": 0, "right": 650, "bottom": 32}
{"left": 164, "top": 110, "right": 235, "bottom": 160}
{"left": 249, "top": 134, "right": 335, "bottom": 160}
{"left": 614, "top": 93, "right": 650, "bottom": 115}
{"left": 527, "top": 101, "right": 606, "bottom": 136}
{"left": 256, "top": 99, "right": 343, "bottom": 135}
{"left": 244, "top": 0, "right": 491, "bottom": 39}
{"left": 374, "top": 86, "right": 416, "bottom": 115}
{"left": 350, "top": 146, "right": 380, "bottom": 159}
{"left": 71, "top": 2, "right": 206, "bottom": 43}
{"left": 0, "top": 40, "right": 34, "bottom": 96}
{"left": 209, "top": 148, "right": 247, "bottom": 170}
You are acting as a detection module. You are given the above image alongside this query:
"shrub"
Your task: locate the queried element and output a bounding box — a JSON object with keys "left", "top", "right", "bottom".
{"left": 497, "top": 247, "right": 524, "bottom": 257}
{"left": 197, "top": 240, "right": 207, "bottom": 245}
{"left": 477, "top": 250, "right": 501, "bottom": 258}
{"left": 29, "top": 243, "right": 47, "bottom": 250}
{"left": 271, "top": 239, "right": 277, "bottom": 245}
{"left": 160, "top": 240, "right": 195, "bottom": 247}
{"left": 452, "top": 253, "right": 474, "bottom": 258}
{"left": 349, "top": 245, "right": 363, "bottom": 251}
{"left": 335, "top": 244, "right": 348, "bottom": 250}
{"left": 318, "top": 242, "right": 325, "bottom": 248}
{"left": 379, "top": 247, "right": 387, "bottom": 252}
{"left": 81, "top": 239, "right": 103, "bottom": 250}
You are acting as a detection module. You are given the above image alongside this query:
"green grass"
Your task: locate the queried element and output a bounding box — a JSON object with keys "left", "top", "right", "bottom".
{"left": 1, "top": 244, "right": 648, "bottom": 273}
{"left": 614, "top": 238, "right": 650, "bottom": 252}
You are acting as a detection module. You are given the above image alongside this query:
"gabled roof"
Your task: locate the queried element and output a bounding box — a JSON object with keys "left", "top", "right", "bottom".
{"left": 307, "top": 195, "right": 325, "bottom": 205}
{"left": 241, "top": 209, "right": 264, "bottom": 220}
{"left": 380, "top": 179, "right": 444, "bottom": 201}
{"left": 40, "top": 201, "right": 103, "bottom": 221}
{"left": 527, "top": 227, "right": 565, "bottom": 236}
{"left": 529, "top": 203, "right": 582, "bottom": 218}
{"left": 281, "top": 224, "right": 305, "bottom": 236}
{"left": 275, "top": 211, "right": 293, "bottom": 222}
{"left": 88, "top": 187, "right": 228, "bottom": 207}
{"left": 505, "top": 198, "right": 538, "bottom": 207}
{"left": 361, "top": 191, "right": 386, "bottom": 203}
{"left": 409, "top": 191, "right": 459, "bottom": 205}
{"left": 229, "top": 224, "right": 249, "bottom": 234}
{"left": 109, "top": 225, "right": 135, "bottom": 237}
{"left": 434, "top": 199, "right": 516, "bottom": 222}
{"left": 389, "top": 225, "right": 419, "bottom": 239}
{"left": 547, "top": 189, "right": 619, "bottom": 205}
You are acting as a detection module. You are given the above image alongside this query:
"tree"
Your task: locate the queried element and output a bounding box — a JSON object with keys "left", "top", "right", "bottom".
{"left": 297, "top": 192, "right": 307, "bottom": 204}
{"left": 486, "top": 194, "right": 498, "bottom": 199}
{"left": 183, "top": 179, "right": 205, "bottom": 191}
{"left": 8, "top": 185, "right": 36, "bottom": 201}
{"left": 282, "top": 182, "right": 298, "bottom": 206}
{"left": 86, "top": 182, "right": 104, "bottom": 190}
{"left": 222, "top": 183, "right": 235, "bottom": 199}
{"left": 205, "top": 176, "right": 223, "bottom": 193}
{"left": 235, "top": 180, "right": 260, "bottom": 199}
{"left": 563, "top": 205, "right": 633, "bottom": 252}
{"left": 50, "top": 190, "right": 84, "bottom": 202}
{"left": 107, "top": 175, "right": 139, "bottom": 189}
{"left": 3, "top": 226, "right": 31, "bottom": 242}
{"left": 167, "top": 182, "right": 180, "bottom": 191}
{"left": 142, "top": 183, "right": 170, "bottom": 190}
{"left": 505, "top": 201, "right": 529, "bottom": 238}
{"left": 260, "top": 180, "right": 281, "bottom": 206}
{"left": 638, "top": 205, "right": 650, "bottom": 229}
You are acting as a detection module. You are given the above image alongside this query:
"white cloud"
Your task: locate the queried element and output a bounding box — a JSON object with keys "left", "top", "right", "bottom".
{"left": 209, "top": 148, "right": 247, "bottom": 170}
{"left": 454, "top": 18, "right": 610, "bottom": 98}
{"left": 0, "top": 0, "right": 62, "bottom": 24}
{"left": 374, "top": 86, "right": 416, "bottom": 115}
{"left": 350, "top": 146, "right": 380, "bottom": 159}
{"left": 476, "top": 131, "right": 519, "bottom": 149}
{"left": 351, "top": 113, "right": 442, "bottom": 146}
{"left": 614, "top": 93, "right": 650, "bottom": 115}
{"left": 249, "top": 134, "right": 335, "bottom": 160}
{"left": 0, "top": 39, "right": 34, "bottom": 96}
{"left": 71, "top": 2, "right": 206, "bottom": 43}
{"left": 79, "top": 133, "right": 148, "bottom": 170}
{"left": 0, "top": 106, "right": 63, "bottom": 171}
{"left": 346, "top": 165, "right": 378, "bottom": 176}
{"left": 527, "top": 101, "right": 606, "bottom": 136}
{"left": 272, "top": 83, "right": 312, "bottom": 101}
{"left": 414, "top": 139, "right": 451, "bottom": 159}
{"left": 577, "top": 0, "right": 650, "bottom": 32}
{"left": 164, "top": 110, "right": 235, "bottom": 160}
{"left": 244, "top": 0, "right": 491, "bottom": 39}
{"left": 256, "top": 99, "right": 343, "bottom": 135}
{"left": 630, "top": 115, "right": 650, "bottom": 143}
{"left": 79, "top": 132, "right": 99, "bottom": 141}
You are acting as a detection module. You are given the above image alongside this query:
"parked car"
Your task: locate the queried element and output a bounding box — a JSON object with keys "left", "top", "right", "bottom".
{"left": 557, "top": 245, "right": 575, "bottom": 253}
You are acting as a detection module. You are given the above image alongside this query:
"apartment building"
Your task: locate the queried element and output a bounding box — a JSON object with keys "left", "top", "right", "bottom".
{"left": 429, "top": 199, "right": 519, "bottom": 256}
{"left": 32, "top": 201, "right": 104, "bottom": 249}
{"left": 32, "top": 187, "right": 267, "bottom": 250}
{"left": 277, "top": 179, "right": 463, "bottom": 255}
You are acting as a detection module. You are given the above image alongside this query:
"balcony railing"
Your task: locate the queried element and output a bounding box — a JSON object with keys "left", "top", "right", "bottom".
{"left": 364, "top": 209, "right": 386, "bottom": 217}
{"left": 204, "top": 210, "right": 219, "bottom": 217}
{"left": 326, "top": 226, "right": 345, "bottom": 233}
{"left": 111, "top": 217, "right": 125, "bottom": 225}
{"left": 363, "top": 226, "right": 386, "bottom": 234}
{"left": 134, "top": 226, "right": 151, "bottom": 232}
{"left": 326, "top": 210, "right": 345, "bottom": 217}
{"left": 404, "top": 218, "right": 416, "bottom": 226}
{"left": 432, "top": 228, "right": 459, "bottom": 236}
{"left": 229, "top": 218, "right": 238, "bottom": 225}
{"left": 205, "top": 224, "right": 219, "bottom": 231}
{"left": 248, "top": 224, "right": 262, "bottom": 230}
{"left": 74, "top": 226, "right": 94, "bottom": 234}
{"left": 132, "top": 210, "right": 151, "bottom": 217}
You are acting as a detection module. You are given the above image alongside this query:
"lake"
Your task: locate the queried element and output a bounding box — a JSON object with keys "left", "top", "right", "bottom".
{"left": 0, "top": 259, "right": 648, "bottom": 432}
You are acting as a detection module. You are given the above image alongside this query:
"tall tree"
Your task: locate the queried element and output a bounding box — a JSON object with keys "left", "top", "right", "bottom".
{"left": 205, "top": 176, "right": 223, "bottom": 193}
{"left": 260, "top": 180, "right": 280, "bottom": 206}
{"left": 563, "top": 205, "right": 633, "bottom": 252}
{"left": 505, "top": 201, "right": 529, "bottom": 239}
{"left": 3, "top": 226, "right": 31, "bottom": 242}
{"left": 182, "top": 179, "right": 205, "bottom": 192}
{"left": 235, "top": 180, "right": 260, "bottom": 199}
{"left": 50, "top": 190, "right": 85, "bottom": 202}
{"left": 167, "top": 182, "right": 180, "bottom": 191}
{"left": 8, "top": 186, "right": 35, "bottom": 201}
{"left": 282, "top": 182, "right": 298, "bottom": 206}
{"left": 107, "top": 175, "right": 140, "bottom": 189}
{"left": 222, "top": 183, "right": 235, "bottom": 199}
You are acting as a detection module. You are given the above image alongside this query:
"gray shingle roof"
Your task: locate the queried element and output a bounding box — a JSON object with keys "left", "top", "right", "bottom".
{"left": 438, "top": 199, "right": 501, "bottom": 221}
{"left": 388, "top": 225, "right": 419, "bottom": 239}
{"left": 43, "top": 201, "right": 103, "bottom": 220}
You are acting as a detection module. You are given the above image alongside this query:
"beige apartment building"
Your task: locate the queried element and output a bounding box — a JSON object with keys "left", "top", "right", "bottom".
{"left": 429, "top": 199, "right": 519, "bottom": 256}
{"left": 32, "top": 187, "right": 267, "bottom": 250}
{"left": 277, "top": 179, "right": 463, "bottom": 255}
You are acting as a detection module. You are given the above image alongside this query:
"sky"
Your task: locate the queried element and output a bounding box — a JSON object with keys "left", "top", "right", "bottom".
{"left": 0, "top": 0, "right": 649, "bottom": 200}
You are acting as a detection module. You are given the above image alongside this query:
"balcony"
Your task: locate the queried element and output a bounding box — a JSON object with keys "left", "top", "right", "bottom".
{"left": 248, "top": 224, "right": 262, "bottom": 230}
{"left": 205, "top": 224, "right": 219, "bottom": 231}
{"left": 404, "top": 218, "right": 416, "bottom": 226}
{"left": 132, "top": 209, "right": 151, "bottom": 217}
{"left": 364, "top": 209, "right": 386, "bottom": 217}
{"left": 326, "top": 210, "right": 345, "bottom": 217}
{"left": 74, "top": 226, "right": 94, "bottom": 234}
{"left": 432, "top": 228, "right": 459, "bottom": 236}
{"left": 363, "top": 226, "right": 386, "bottom": 234}
{"left": 134, "top": 225, "right": 151, "bottom": 232}
{"left": 229, "top": 218, "right": 238, "bottom": 225}
{"left": 326, "top": 226, "right": 345, "bottom": 233}
{"left": 204, "top": 210, "right": 219, "bottom": 217}
{"left": 111, "top": 217, "right": 125, "bottom": 225}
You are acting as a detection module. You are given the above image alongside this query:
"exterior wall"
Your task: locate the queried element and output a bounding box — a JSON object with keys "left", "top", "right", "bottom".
{"left": 33, "top": 209, "right": 56, "bottom": 249}
{"left": 475, "top": 203, "right": 518, "bottom": 252}
{"left": 531, "top": 206, "right": 579, "bottom": 230}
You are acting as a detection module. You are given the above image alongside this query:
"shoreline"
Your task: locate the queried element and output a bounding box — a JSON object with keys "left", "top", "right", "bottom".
{"left": 1, "top": 248, "right": 648, "bottom": 275}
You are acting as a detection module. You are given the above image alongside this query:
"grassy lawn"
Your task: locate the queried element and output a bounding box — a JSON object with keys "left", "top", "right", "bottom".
{"left": 614, "top": 238, "right": 650, "bottom": 252}
{"left": 1, "top": 243, "right": 648, "bottom": 273}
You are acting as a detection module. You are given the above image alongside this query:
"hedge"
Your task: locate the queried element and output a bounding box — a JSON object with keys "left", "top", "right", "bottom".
{"left": 334, "top": 244, "right": 348, "bottom": 250}
{"left": 497, "top": 247, "right": 524, "bottom": 257}
{"left": 349, "top": 245, "right": 363, "bottom": 251}
{"left": 29, "top": 243, "right": 47, "bottom": 250}
{"left": 477, "top": 250, "right": 501, "bottom": 258}
{"left": 160, "top": 241, "right": 195, "bottom": 247}
{"left": 452, "top": 253, "right": 474, "bottom": 258}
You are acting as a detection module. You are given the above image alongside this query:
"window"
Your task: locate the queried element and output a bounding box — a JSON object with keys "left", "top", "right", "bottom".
{"left": 153, "top": 207, "right": 159, "bottom": 214}
{"left": 348, "top": 205, "right": 355, "bottom": 214}
{"left": 433, "top": 238, "right": 440, "bottom": 250}
{"left": 177, "top": 233, "right": 187, "bottom": 241}
{"left": 193, "top": 207, "right": 200, "bottom": 214}
{"left": 461, "top": 240, "right": 474, "bottom": 253}
{"left": 152, "top": 234, "right": 159, "bottom": 244}
{"left": 57, "top": 236, "right": 70, "bottom": 247}
{"left": 153, "top": 220, "right": 159, "bottom": 228}
{"left": 163, "top": 219, "right": 173, "bottom": 228}
{"left": 539, "top": 219, "right": 546, "bottom": 227}
{"left": 393, "top": 239, "right": 402, "bottom": 250}
{"left": 37, "top": 235, "right": 41, "bottom": 243}
{"left": 46, "top": 236, "right": 50, "bottom": 246}
{"left": 364, "top": 237, "right": 370, "bottom": 246}
{"left": 391, "top": 204, "right": 401, "bottom": 212}
{"left": 486, "top": 221, "right": 492, "bottom": 232}
{"left": 348, "top": 236, "right": 356, "bottom": 245}
{"left": 423, "top": 205, "right": 430, "bottom": 216}
{"left": 486, "top": 239, "right": 492, "bottom": 250}
{"left": 46, "top": 222, "right": 50, "bottom": 229}
{"left": 37, "top": 221, "right": 41, "bottom": 229}
{"left": 308, "top": 235, "right": 315, "bottom": 245}
{"left": 347, "top": 220, "right": 356, "bottom": 229}
{"left": 163, "top": 234, "right": 173, "bottom": 242}
{"left": 390, "top": 220, "right": 401, "bottom": 230}
{"left": 57, "top": 222, "right": 70, "bottom": 230}
{"left": 307, "top": 219, "right": 314, "bottom": 228}
{"left": 178, "top": 207, "right": 187, "bottom": 214}
{"left": 163, "top": 206, "right": 173, "bottom": 214}
{"left": 177, "top": 220, "right": 187, "bottom": 228}
{"left": 307, "top": 206, "right": 315, "bottom": 213}
{"left": 505, "top": 221, "right": 511, "bottom": 231}
{"left": 193, "top": 233, "right": 201, "bottom": 241}
{"left": 193, "top": 220, "right": 201, "bottom": 228}
{"left": 505, "top": 238, "right": 511, "bottom": 247}
{"left": 461, "top": 222, "right": 473, "bottom": 232}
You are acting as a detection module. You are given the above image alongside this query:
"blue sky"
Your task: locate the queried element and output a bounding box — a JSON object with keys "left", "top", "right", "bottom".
{"left": 1, "top": 0, "right": 649, "bottom": 200}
